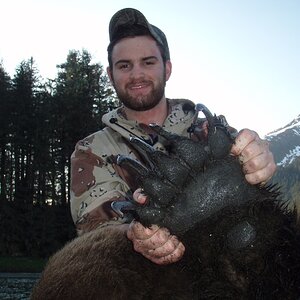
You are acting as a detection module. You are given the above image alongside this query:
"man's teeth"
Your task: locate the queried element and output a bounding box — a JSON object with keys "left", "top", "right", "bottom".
{"left": 132, "top": 85, "right": 144, "bottom": 89}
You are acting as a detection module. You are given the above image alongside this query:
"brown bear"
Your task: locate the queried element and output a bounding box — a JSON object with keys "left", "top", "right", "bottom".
{"left": 31, "top": 105, "right": 300, "bottom": 300}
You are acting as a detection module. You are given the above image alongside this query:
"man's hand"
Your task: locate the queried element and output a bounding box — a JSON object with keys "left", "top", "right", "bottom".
{"left": 231, "top": 129, "right": 276, "bottom": 185}
{"left": 127, "top": 189, "right": 185, "bottom": 265}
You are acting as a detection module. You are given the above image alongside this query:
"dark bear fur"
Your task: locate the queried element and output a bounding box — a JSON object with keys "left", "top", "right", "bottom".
{"left": 31, "top": 105, "right": 300, "bottom": 300}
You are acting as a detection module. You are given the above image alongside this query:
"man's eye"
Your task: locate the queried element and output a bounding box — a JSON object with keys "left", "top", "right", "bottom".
{"left": 145, "top": 60, "right": 155, "bottom": 65}
{"left": 119, "top": 64, "right": 129, "bottom": 69}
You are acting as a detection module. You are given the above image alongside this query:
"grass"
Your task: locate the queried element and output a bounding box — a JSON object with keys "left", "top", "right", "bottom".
{"left": 0, "top": 256, "right": 47, "bottom": 273}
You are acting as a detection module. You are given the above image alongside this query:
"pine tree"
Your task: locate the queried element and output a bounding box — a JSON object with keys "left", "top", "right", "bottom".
{"left": 51, "top": 49, "right": 117, "bottom": 205}
{"left": 0, "top": 63, "right": 12, "bottom": 203}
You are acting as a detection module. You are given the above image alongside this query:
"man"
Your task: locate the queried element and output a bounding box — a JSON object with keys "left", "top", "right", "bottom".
{"left": 70, "top": 8, "right": 276, "bottom": 265}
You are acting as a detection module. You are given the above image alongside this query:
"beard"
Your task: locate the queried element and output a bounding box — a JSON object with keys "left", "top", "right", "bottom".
{"left": 113, "top": 75, "right": 166, "bottom": 112}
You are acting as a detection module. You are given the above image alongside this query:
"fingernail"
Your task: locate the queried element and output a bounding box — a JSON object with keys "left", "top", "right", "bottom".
{"left": 137, "top": 192, "right": 148, "bottom": 205}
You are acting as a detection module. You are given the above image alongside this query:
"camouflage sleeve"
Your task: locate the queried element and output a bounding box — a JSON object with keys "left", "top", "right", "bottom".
{"left": 70, "top": 133, "right": 131, "bottom": 236}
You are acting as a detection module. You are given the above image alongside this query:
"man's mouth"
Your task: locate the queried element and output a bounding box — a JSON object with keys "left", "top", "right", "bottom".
{"left": 131, "top": 84, "right": 145, "bottom": 90}
{"left": 128, "top": 81, "right": 151, "bottom": 91}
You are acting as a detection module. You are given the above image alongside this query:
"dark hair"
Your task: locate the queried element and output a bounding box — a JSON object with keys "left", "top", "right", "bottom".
{"left": 107, "top": 25, "right": 168, "bottom": 69}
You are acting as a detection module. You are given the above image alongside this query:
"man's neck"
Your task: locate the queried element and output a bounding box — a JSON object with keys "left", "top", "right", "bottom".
{"left": 123, "top": 98, "right": 168, "bottom": 126}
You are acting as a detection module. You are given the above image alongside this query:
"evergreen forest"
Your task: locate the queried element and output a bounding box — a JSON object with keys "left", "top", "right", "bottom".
{"left": 0, "top": 49, "right": 118, "bottom": 259}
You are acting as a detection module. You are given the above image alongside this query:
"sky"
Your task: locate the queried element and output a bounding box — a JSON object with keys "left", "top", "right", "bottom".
{"left": 1, "top": 0, "right": 299, "bottom": 137}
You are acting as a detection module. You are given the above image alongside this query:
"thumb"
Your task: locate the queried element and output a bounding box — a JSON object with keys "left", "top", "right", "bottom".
{"left": 133, "top": 188, "right": 148, "bottom": 205}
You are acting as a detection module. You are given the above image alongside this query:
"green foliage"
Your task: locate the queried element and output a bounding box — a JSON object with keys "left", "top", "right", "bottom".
{"left": 0, "top": 201, "right": 76, "bottom": 258}
{"left": 0, "top": 50, "right": 117, "bottom": 258}
{"left": 0, "top": 256, "right": 46, "bottom": 273}
{"left": 0, "top": 63, "right": 12, "bottom": 202}
{"left": 55, "top": 49, "right": 113, "bottom": 142}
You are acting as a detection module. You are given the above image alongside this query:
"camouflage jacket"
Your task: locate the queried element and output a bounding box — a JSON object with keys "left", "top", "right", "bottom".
{"left": 70, "top": 98, "right": 207, "bottom": 235}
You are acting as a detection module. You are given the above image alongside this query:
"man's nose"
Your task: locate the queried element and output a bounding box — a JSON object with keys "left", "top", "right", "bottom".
{"left": 129, "top": 65, "right": 145, "bottom": 79}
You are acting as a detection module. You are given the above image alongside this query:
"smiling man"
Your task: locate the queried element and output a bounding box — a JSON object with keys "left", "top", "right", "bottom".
{"left": 107, "top": 34, "right": 171, "bottom": 125}
{"left": 70, "top": 8, "right": 276, "bottom": 265}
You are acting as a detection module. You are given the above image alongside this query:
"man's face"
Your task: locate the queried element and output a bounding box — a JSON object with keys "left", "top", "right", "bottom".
{"left": 108, "top": 35, "right": 171, "bottom": 111}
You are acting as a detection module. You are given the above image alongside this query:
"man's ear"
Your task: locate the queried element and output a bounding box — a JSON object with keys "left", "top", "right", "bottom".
{"left": 165, "top": 60, "right": 172, "bottom": 81}
{"left": 107, "top": 66, "right": 113, "bottom": 83}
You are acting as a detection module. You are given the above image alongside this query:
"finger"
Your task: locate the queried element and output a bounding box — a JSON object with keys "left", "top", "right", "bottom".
{"left": 132, "top": 227, "right": 171, "bottom": 252}
{"left": 201, "top": 120, "right": 209, "bottom": 137}
{"left": 231, "top": 129, "right": 257, "bottom": 156}
{"left": 147, "top": 241, "right": 185, "bottom": 265}
{"left": 133, "top": 188, "right": 148, "bottom": 204}
{"left": 245, "top": 161, "right": 276, "bottom": 185}
{"left": 127, "top": 221, "right": 160, "bottom": 240}
{"left": 147, "top": 235, "right": 181, "bottom": 258}
{"left": 242, "top": 150, "right": 272, "bottom": 174}
{"left": 240, "top": 139, "right": 269, "bottom": 164}
{"left": 128, "top": 221, "right": 171, "bottom": 251}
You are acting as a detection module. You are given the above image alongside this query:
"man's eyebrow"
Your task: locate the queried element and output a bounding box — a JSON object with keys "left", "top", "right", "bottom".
{"left": 114, "top": 56, "right": 159, "bottom": 67}
{"left": 115, "top": 59, "right": 130, "bottom": 66}
{"left": 143, "top": 56, "right": 158, "bottom": 61}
